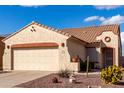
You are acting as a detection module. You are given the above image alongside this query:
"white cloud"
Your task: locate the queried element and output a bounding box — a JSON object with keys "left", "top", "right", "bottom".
{"left": 99, "top": 17, "right": 106, "bottom": 21}
{"left": 94, "top": 5, "right": 121, "bottom": 10}
{"left": 101, "top": 15, "right": 124, "bottom": 25}
{"left": 19, "top": 5, "right": 46, "bottom": 8}
{"left": 121, "top": 32, "right": 124, "bottom": 44}
{"left": 84, "top": 16, "right": 99, "bottom": 22}
{"left": 84, "top": 15, "right": 124, "bottom": 25}
{"left": 84, "top": 16, "right": 106, "bottom": 22}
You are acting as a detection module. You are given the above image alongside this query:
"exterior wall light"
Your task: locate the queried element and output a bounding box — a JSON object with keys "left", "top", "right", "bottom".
{"left": 7, "top": 45, "right": 10, "bottom": 49}
{"left": 61, "top": 43, "right": 65, "bottom": 47}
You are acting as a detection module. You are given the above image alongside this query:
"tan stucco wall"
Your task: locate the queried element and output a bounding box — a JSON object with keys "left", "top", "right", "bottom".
{"left": 3, "top": 24, "right": 85, "bottom": 71}
{"left": 96, "top": 31, "right": 120, "bottom": 67}
{"left": 67, "top": 38, "right": 86, "bottom": 60}
{"left": 59, "top": 37, "right": 86, "bottom": 71}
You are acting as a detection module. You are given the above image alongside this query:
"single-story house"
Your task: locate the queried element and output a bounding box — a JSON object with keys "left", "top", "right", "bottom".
{"left": 2, "top": 21, "right": 122, "bottom": 71}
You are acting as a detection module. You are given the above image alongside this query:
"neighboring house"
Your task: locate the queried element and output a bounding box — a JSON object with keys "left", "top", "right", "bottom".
{"left": 0, "top": 36, "right": 5, "bottom": 70}
{"left": 2, "top": 21, "right": 122, "bottom": 71}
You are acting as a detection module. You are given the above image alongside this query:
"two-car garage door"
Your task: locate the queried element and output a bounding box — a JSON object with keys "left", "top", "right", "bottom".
{"left": 13, "top": 48, "right": 59, "bottom": 71}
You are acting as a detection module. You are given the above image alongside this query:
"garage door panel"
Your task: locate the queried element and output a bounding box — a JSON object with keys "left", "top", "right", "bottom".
{"left": 13, "top": 48, "right": 59, "bottom": 71}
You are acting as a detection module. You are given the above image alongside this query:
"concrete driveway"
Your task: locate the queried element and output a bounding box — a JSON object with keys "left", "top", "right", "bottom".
{"left": 0, "top": 71, "right": 52, "bottom": 88}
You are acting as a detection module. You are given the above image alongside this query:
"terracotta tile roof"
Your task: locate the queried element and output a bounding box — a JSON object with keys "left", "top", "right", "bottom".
{"left": 61, "top": 24, "right": 119, "bottom": 43}
{"left": 0, "top": 36, "right": 5, "bottom": 40}
{"left": 2, "top": 21, "right": 120, "bottom": 44}
{"left": 11, "top": 42, "right": 59, "bottom": 48}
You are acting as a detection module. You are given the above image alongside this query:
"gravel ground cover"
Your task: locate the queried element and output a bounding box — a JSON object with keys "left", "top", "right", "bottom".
{"left": 15, "top": 73, "right": 124, "bottom": 88}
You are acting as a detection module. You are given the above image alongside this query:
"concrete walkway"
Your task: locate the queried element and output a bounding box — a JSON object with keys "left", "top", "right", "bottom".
{"left": 0, "top": 71, "right": 52, "bottom": 88}
{"left": 77, "top": 72, "right": 100, "bottom": 75}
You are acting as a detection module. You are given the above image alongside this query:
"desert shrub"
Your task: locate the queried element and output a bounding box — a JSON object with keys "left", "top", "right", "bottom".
{"left": 58, "top": 69, "right": 72, "bottom": 78}
{"left": 52, "top": 77, "right": 59, "bottom": 83}
{"left": 101, "top": 65, "right": 123, "bottom": 84}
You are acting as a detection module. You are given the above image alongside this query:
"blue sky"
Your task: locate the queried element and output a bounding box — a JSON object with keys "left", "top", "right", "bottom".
{"left": 0, "top": 5, "right": 124, "bottom": 34}
{"left": 0, "top": 5, "right": 124, "bottom": 55}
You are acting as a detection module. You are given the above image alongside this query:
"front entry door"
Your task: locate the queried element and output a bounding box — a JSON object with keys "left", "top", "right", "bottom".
{"left": 102, "top": 48, "right": 114, "bottom": 67}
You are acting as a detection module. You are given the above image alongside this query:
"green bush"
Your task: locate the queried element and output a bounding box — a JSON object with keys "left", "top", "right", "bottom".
{"left": 101, "top": 65, "right": 123, "bottom": 84}
{"left": 58, "top": 69, "right": 72, "bottom": 78}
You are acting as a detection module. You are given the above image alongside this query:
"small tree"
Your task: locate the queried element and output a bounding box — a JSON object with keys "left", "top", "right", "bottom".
{"left": 101, "top": 65, "right": 123, "bottom": 84}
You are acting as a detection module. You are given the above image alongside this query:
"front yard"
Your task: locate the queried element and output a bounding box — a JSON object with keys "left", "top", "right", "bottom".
{"left": 15, "top": 73, "right": 124, "bottom": 88}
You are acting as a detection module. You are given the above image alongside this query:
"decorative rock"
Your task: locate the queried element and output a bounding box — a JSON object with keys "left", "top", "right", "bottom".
{"left": 52, "top": 77, "right": 59, "bottom": 83}
{"left": 69, "top": 75, "right": 76, "bottom": 83}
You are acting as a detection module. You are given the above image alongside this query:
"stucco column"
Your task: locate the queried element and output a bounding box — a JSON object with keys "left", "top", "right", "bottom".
{"left": 115, "top": 47, "right": 119, "bottom": 66}
{"left": 97, "top": 47, "right": 103, "bottom": 69}
{"left": 3, "top": 48, "right": 12, "bottom": 70}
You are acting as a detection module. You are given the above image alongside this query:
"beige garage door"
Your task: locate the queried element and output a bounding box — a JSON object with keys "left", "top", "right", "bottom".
{"left": 13, "top": 48, "right": 59, "bottom": 71}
